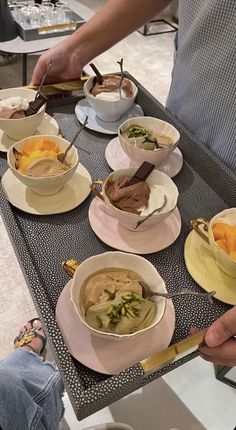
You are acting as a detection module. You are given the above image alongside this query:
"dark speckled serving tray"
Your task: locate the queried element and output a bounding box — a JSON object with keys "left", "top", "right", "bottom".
{"left": 0, "top": 75, "right": 236, "bottom": 420}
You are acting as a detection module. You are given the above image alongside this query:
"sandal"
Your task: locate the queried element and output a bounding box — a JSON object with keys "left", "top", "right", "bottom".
{"left": 14, "top": 318, "right": 47, "bottom": 355}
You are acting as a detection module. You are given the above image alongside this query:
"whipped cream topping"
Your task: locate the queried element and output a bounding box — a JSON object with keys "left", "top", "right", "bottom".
{"left": 95, "top": 89, "right": 127, "bottom": 101}
{"left": 91, "top": 75, "right": 133, "bottom": 100}
{"left": 0, "top": 96, "right": 29, "bottom": 111}
{"left": 139, "top": 184, "right": 168, "bottom": 216}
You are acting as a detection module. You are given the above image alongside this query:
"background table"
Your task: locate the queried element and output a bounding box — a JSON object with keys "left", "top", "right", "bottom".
{"left": 0, "top": 0, "right": 92, "bottom": 85}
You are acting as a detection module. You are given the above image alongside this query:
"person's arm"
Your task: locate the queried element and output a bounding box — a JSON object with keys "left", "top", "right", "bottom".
{"left": 31, "top": 0, "right": 171, "bottom": 84}
{"left": 68, "top": 0, "right": 171, "bottom": 68}
{"left": 198, "top": 306, "right": 236, "bottom": 366}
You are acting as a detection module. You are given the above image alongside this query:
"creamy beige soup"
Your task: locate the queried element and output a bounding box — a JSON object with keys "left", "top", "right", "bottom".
{"left": 81, "top": 268, "right": 156, "bottom": 335}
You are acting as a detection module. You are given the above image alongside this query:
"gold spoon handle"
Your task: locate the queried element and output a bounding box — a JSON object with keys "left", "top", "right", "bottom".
{"left": 35, "top": 59, "right": 53, "bottom": 99}
{"left": 150, "top": 290, "right": 216, "bottom": 303}
{"left": 61, "top": 115, "right": 88, "bottom": 163}
{"left": 135, "top": 195, "right": 167, "bottom": 229}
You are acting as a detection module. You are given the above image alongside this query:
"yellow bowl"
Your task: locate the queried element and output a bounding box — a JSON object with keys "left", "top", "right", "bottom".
{"left": 209, "top": 209, "right": 236, "bottom": 277}
{"left": 192, "top": 208, "right": 236, "bottom": 277}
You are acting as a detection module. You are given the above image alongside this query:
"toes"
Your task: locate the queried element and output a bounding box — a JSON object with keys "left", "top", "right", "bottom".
{"left": 19, "top": 319, "right": 41, "bottom": 334}
{"left": 15, "top": 319, "right": 46, "bottom": 354}
{"left": 31, "top": 319, "right": 42, "bottom": 329}
{"left": 19, "top": 324, "right": 28, "bottom": 334}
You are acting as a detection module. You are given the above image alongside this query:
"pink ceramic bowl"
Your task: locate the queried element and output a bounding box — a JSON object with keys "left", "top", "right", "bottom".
{"left": 118, "top": 116, "right": 180, "bottom": 166}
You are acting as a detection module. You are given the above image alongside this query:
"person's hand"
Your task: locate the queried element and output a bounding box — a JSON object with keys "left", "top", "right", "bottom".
{"left": 31, "top": 40, "right": 83, "bottom": 85}
{"left": 197, "top": 306, "right": 236, "bottom": 366}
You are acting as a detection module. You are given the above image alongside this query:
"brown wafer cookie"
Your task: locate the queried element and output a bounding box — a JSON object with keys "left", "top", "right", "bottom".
{"left": 126, "top": 162, "right": 155, "bottom": 186}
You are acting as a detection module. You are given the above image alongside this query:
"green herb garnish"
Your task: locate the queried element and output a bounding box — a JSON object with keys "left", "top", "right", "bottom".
{"left": 96, "top": 316, "right": 103, "bottom": 328}
{"left": 106, "top": 292, "right": 141, "bottom": 325}
{"left": 127, "top": 126, "right": 152, "bottom": 139}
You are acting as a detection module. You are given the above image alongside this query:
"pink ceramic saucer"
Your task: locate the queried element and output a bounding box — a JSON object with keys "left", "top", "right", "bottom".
{"left": 56, "top": 280, "right": 175, "bottom": 375}
{"left": 105, "top": 137, "right": 183, "bottom": 178}
{"left": 88, "top": 198, "right": 181, "bottom": 255}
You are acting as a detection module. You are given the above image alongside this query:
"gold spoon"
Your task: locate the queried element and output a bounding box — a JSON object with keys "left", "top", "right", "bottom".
{"left": 140, "top": 281, "right": 216, "bottom": 304}
{"left": 61, "top": 260, "right": 215, "bottom": 303}
{"left": 134, "top": 195, "right": 167, "bottom": 229}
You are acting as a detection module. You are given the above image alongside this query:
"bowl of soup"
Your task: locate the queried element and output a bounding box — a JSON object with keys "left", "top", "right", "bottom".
{"left": 70, "top": 251, "right": 167, "bottom": 340}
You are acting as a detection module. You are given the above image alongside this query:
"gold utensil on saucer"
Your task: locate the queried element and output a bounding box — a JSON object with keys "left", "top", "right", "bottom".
{"left": 134, "top": 195, "right": 167, "bottom": 229}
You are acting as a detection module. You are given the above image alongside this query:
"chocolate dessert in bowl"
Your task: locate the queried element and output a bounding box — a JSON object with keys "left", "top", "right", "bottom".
{"left": 84, "top": 61, "right": 138, "bottom": 122}
{"left": 118, "top": 116, "right": 180, "bottom": 167}
{"left": 91, "top": 162, "right": 179, "bottom": 231}
{"left": 0, "top": 88, "right": 46, "bottom": 140}
{"left": 7, "top": 135, "right": 79, "bottom": 196}
{"left": 70, "top": 251, "right": 167, "bottom": 340}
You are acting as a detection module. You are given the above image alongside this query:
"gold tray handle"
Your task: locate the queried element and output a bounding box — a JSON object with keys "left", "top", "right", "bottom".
{"left": 62, "top": 259, "right": 79, "bottom": 277}
{"left": 191, "top": 217, "right": 210, "bottom": 244}
{"left": 140, "top": 329, "right": 207, "bottom": 375}
{"left": 90, "top": 179, "right": 105, "bottom": 201}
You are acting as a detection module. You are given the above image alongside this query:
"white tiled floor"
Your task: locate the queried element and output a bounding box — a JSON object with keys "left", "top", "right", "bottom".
{"left": 0, "top": 1, "right": 236, "bottom": 429}
{"left": 61, "top": 356, "right": 236, "bottom": 430}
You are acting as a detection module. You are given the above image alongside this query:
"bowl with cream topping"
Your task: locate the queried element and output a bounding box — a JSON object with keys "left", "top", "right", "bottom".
{"left": 84, "top": 75, "right": 138, "bottom": 122}
{"left": 7, "top": 135, "right": 79, "bottom": 196}
{"left": 118, "top": 116, "right": 180, "bottom": 166}
{"left": 91, "top": 167, "right": 179, "bottom": 231}
{"left": 70, "top": 251, "right": 167, "bottom": 340}
{"left": 0, "top": 87, "right": 46, "bottom": 140}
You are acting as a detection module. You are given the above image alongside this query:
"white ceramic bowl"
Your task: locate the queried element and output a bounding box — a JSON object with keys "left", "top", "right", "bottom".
{"left": 7, "top": 134, "right": 79, "bottom": 196}
{"left": 70, "top": 251, "right": 167, "bottom": 341}
{"left": 92, "top": 167, "right": 179, "bottom": 231}
{"left": 0, "top": 87, "right": 46, "bottom": 140}
{"left": 208, "top": 208, "right": 236, "bottom": 277}
{"left": 84, "top": 75, "right": 138, "bottom": 122}
{"left": 118, "top": 116, "right": 180, "bottom": 166}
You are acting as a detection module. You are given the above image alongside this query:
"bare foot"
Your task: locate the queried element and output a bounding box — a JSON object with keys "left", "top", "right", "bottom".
{"left": 16, "top": 319, "right": 46, "bottom": 355}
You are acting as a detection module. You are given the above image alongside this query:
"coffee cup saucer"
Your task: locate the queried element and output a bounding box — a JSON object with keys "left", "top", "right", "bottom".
{"left": 0, "top": 113, "right": 59, "bottom": 153}
{"left": 1, "top": 163, "right": 91, "bottom": 215}
{"left": 56, "top": 279, "right": 175, "bottom": 374}
{"left": 88, "top": 197, "right": 181, "bottom": 254}
{"left": 105, "top": 137, "right": 183, "bottom": 178}
{"left": 75, "top": 99, "right": 144, "bottom": 135}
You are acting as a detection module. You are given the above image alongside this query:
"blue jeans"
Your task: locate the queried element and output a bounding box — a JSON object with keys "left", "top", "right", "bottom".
{"left": 0, "top": 349, "right": 64, "bottom": 430}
